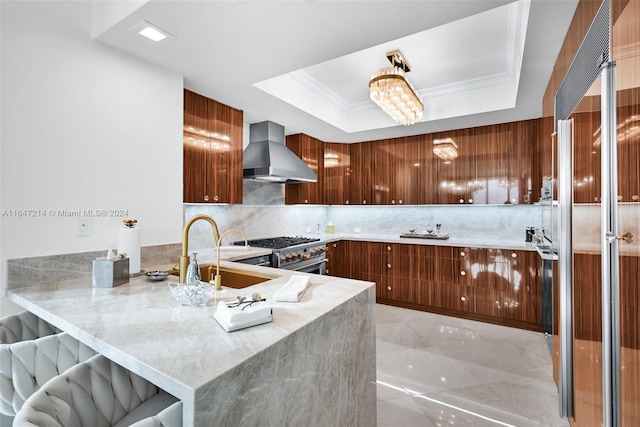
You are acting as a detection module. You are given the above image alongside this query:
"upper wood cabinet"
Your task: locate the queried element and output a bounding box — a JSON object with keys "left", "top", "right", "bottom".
{"left": 285, "top": 118, "right": 543, "bottom": 205}
{"left": 284, "top": 134, "right": 324, "bottom": 204}
{"left": 183, "top": 89, "right": 243, "bottom": 204}
{"left": 324, "top": 143, "right": 350, "bottom": 205}
{"left": 616, "top": 102, "right": 640, "bottom": 203}
{"left": 434, "top": 120, "right": 538, "bottom": 205}
{"left": 569, "top": 101, "right": 640, "bottom": 204}
{"left": 347, "top": 142, "right": 375, "bottom": 205}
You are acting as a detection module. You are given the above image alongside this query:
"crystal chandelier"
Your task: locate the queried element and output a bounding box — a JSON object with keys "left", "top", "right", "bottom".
{"left": 369, "top": 50, "right": 423, "bottom": 126}
{"left": 432, "top": 138, "right": 458, "bottom": 161}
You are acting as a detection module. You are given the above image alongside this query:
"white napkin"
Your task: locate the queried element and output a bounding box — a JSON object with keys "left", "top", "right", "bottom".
{"left": 273, "top": 275, "right": 311, "bottom": 302}
{"left": 213, "top": 300, "right": 272, "bottom": 332}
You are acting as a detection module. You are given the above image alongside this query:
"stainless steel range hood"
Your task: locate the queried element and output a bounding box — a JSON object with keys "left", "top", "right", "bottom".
{"left": 243, "top": 121, "right": 317, "bottom": 183}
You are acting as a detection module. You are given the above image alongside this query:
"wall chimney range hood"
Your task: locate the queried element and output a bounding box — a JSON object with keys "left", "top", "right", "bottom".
{"left": 243, "top": 121, "right": 317, "bottom": 183}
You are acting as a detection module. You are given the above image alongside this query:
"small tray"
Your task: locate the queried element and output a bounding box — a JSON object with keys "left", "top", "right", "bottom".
{"left": 400, "top": 233, "right": 449, "bottom": 240}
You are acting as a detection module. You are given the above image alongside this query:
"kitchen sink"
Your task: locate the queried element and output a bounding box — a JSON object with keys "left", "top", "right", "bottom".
{"left": 170, "top": 264, "right": 276, "bottom": 289}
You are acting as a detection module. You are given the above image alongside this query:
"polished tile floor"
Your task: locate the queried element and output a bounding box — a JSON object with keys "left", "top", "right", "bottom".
{"left": 376, "top": 304, "right": 570, "bottom": 427}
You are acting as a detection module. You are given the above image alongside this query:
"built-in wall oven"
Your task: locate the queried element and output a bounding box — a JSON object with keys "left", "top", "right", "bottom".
{"left": 233, "top": 236, "right": 327, "bottom": 275}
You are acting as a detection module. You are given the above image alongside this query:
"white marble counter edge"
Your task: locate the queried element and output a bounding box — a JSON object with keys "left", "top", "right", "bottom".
{"left": 5, "top": 260, "right": 374, "bottom": 403}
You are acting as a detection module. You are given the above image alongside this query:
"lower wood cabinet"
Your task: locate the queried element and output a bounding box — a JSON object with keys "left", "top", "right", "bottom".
{"left": 327, "top": 240, "right": 542, "bottom": 331}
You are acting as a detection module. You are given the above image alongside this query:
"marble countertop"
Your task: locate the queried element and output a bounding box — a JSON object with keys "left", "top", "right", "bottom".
{"left": 317, "top": 232, "right": 536, "bottom": 251}
{"left": 6, "top": 260, "right": 374, "bottom": 416}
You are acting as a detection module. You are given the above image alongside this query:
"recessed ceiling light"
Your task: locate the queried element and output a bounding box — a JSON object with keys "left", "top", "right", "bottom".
{"left": 129, "top": 21, "right": 175, "bottom": 45}
{"left": 139, "top": 26, "right": 167, "bottom": 42}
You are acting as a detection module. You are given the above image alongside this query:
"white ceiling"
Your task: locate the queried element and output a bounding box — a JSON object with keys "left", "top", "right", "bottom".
{"left": 60, "top": 0, "right": 580, "bottom": 142}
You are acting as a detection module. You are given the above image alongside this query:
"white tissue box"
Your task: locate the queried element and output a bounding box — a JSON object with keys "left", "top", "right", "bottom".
{"left": 92, "top": 257, "right": 129, "bottom": 288}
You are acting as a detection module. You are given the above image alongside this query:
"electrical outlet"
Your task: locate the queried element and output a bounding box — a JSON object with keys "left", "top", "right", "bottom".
{"left": 76, "top": 217, "right": 91, "bottom": 236}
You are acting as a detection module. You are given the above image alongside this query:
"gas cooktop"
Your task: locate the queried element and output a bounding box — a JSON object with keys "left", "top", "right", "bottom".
{"left": 233, "top": 236, "right": 321, "bottom": 250}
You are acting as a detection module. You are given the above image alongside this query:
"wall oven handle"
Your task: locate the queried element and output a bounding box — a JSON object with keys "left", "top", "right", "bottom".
{"left": 289, "top": 259, "right": 328, "bottom": 271}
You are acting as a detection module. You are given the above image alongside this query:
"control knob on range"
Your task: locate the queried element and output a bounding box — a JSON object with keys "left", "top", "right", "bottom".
{"left": 303, "top": 253, "right": 312, "bottom": 260}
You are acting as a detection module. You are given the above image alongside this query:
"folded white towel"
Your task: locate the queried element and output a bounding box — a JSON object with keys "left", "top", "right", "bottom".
{"left": 213, "top": 300, "right": 272, "bottom": 332}
{"left": 273, "top": 275, "right": 311, "bottom": 302}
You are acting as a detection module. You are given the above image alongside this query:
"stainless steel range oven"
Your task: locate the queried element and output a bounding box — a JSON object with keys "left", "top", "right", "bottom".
{"left": 233, "top": 236, "right": 327, "bottom": 275}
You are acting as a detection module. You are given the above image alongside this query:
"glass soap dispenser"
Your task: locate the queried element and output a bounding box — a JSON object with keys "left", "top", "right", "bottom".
{"left": 185, "top": 252, "right": 201, "bottom": 284}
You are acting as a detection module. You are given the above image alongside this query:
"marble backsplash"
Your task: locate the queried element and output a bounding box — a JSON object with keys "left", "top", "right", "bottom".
{"left": 7, "top": 244, "right": 181, "bottom": 289}
{"left": 184, "top": 204, "right": 328, "bottom": 250}
{"left": 185, "top": 202, "right": 541, "bottom": 248}
{"left": 328, "top": 204, "right": 541, "bottom": 240}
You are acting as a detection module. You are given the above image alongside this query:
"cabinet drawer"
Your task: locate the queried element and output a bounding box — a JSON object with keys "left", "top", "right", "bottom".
{"left": 433, "top": 282, "right": 474, "bottom": 312}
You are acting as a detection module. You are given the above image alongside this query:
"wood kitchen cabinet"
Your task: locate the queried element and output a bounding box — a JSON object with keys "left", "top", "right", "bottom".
{"left": 287, "top": 117, "right": 542, "bottom": 206}
{"left": 572, "top": 110, "right": 602, "bottom": 204}
{"left": 404, "top": 135, "right": 439, "bottom": 205}
{"left": 329, "top": 240, "right": 542, "bottom": 331}
{"left": 471, "top": 249, "right": 541, "bottom": 323}
{"left": 565, "top": 101, "right": 640, "bottom": 205}
{"left": 323, "top": 143, "right": 350, "bottom": 205}
{"left": 434, "top": 121, "right": 538, "bottom": 205}
{"left": 183, "top": 89, "right": 243, "bottom": 204}
{"left": 432, "top": 246, "right": 474, "bottom": 312}
{"left": 373, "top": 139, "right": 410, "bottom": 205}
{"left": 326, "top": 240, "right": 350, "bottom": 278}
{"left": 284, "top": 134, "right": 324, "bottom": 204}
{"left": 613, "top": 103, "right": 640, "bottom": 203}
{"left": 348, "top": 142, "right": 376, "bottom": 205}
{"left": 374, "top": 243, "right": 435, "bottom": 305}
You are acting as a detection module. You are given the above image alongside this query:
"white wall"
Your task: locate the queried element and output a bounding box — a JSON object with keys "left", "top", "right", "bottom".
{"left": 0, "top": 2, "right": 184, "bottom": 315}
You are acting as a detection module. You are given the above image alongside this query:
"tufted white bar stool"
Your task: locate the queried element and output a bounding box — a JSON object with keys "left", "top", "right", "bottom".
{"left": 0, "top": 311, "right": 97, "bottom": 417}
{"left": 1, "top": 331, "right": 97, "bottom": 417}
{"left": 13, "top": 354, "right": 181, "bottom": 427}
{"left": 0, "top": 311, "right": 59, "bottom": 345}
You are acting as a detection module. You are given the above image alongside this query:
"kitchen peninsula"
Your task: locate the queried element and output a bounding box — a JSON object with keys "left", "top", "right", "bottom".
{"left": 5, "top": 250, "right": 376, "bottom": 426}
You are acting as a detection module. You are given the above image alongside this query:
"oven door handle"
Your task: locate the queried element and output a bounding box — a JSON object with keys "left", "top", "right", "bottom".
{"left": 255, "top": 261, "right": 272, "bottom": 267}
{"left": 289, "top": 259, "right": 328, "bottom": 271}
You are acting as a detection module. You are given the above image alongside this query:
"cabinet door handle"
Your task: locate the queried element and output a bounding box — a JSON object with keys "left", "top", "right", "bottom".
{"left": 213, "top": 195, "right": 219, "bottom": 202}
{"left": 387, "top": 263, "right": 392, "bottom": 268}
{"left": 387, "top": 246, "right": 392, "bottom": 251}
{"left": 460, "top": 251, "right": 466, "bottom": 257}
{"left": 332, "top": 243, "right": 337, "bottom": 248}
{"left": 387, "top": 286, "right": 392, "bottom": 291}
{"left": 399, "top": 200, "right": 403, "bottom": 204}
{"left": 460, "top": 271, "right": 466, "bottom": 276}
{"left": 204, "top": 195, "right": 210, "bottom": 202}
{"left": 606, "top": 231, "right": 634, "bottom": 244}
{"left": 511, "top": 252, "right": 517, "bottom": 258}
{"left": 363, "top": 200, "right": 367, "bottom": 204}
{"left": 460, "top": 296, "right": 467, "bottom": 302}
{"left": 392, "top": 200, "right": 396, "bottom": 204}
{"left": 304, "top": 199, "right": 309, "bottom": 204}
